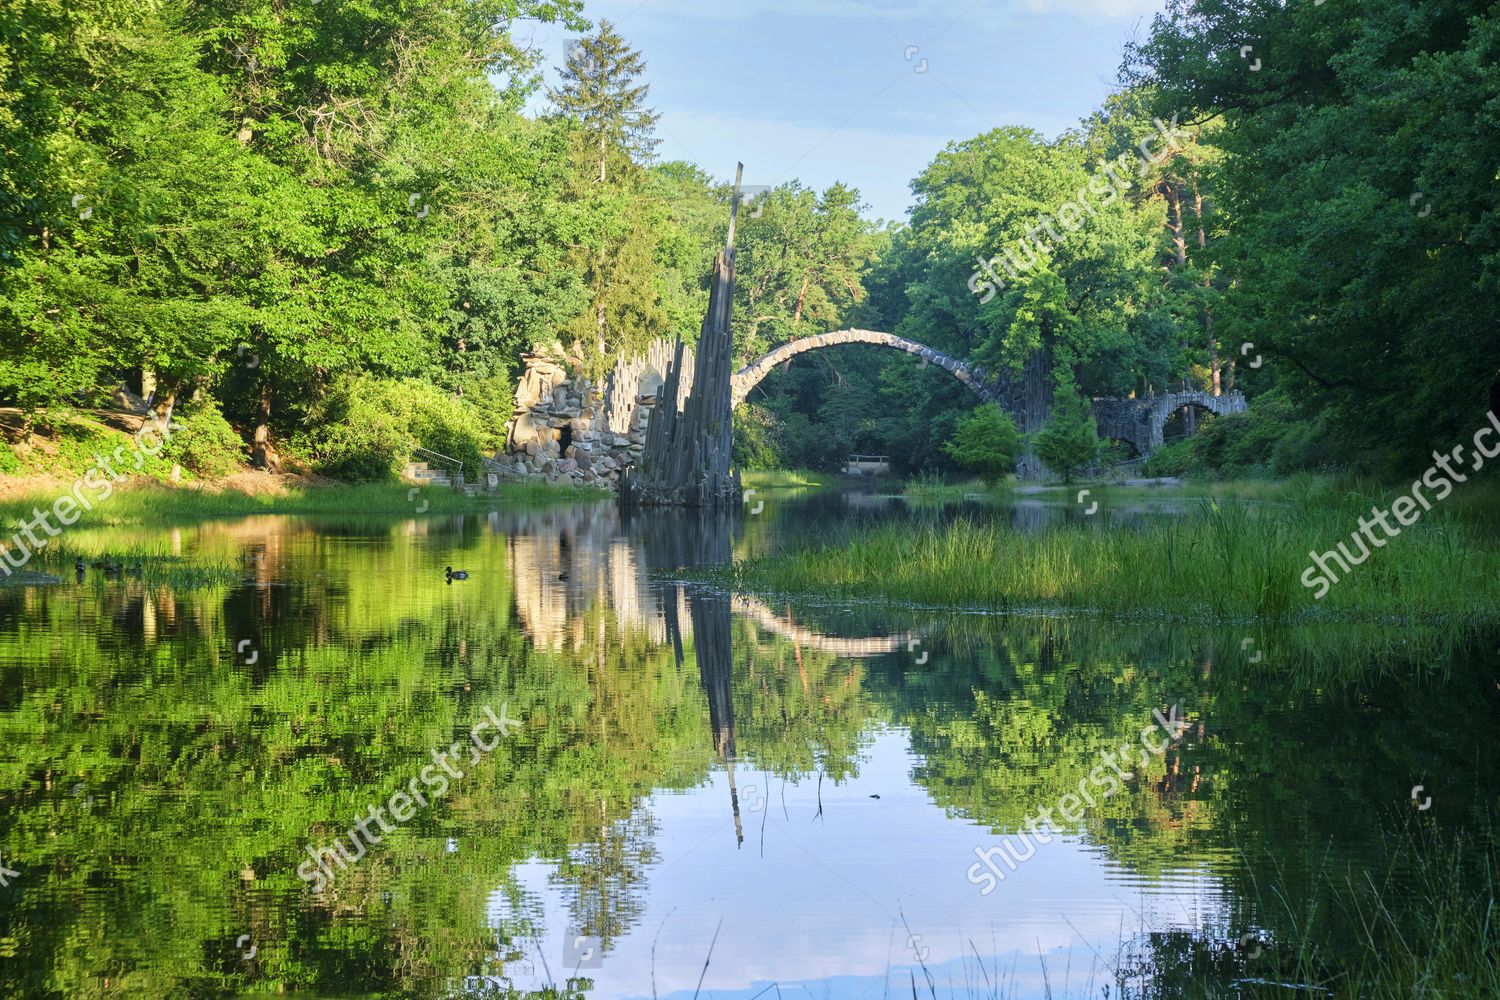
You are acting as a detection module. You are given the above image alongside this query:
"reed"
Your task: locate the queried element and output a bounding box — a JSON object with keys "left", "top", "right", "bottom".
{"left": 723, "top": 498, "right": 1500, "bottom": 626}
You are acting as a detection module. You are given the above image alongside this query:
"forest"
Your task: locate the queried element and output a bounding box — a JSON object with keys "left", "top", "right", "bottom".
{"left": 3, "top": 0, "right": 1497, "bottom": 483}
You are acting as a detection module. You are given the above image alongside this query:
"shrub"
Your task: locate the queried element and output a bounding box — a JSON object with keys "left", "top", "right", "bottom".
{"left": 1141, "top": 440, "right": 1194, "bottom": 478}
{"left": 733, "top": 403, "right": 783, "bottom": 470}
{"left": 161, "top": 401, "right": 247, "bottom": 477}
{"left": 943, "top": 406, "right": 1022, "bottom": 485}
{"left": 294, "top": 377, "right": 488, "bottom": 483}
{"left": 1034, "top": 385, "right": 1100, "bottom": 482}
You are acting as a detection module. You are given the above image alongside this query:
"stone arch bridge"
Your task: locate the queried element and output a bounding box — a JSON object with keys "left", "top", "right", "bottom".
{"left": 732, "top": 328, "right": 1247, "bottom": 457}
{"left": 495, "top": 328, "right": 1247, "bottom": 487}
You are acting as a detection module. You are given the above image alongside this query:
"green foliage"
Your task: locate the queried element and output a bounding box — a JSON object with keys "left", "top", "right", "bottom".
{"left": 943, "top": 406, "right": 1021, "bottom": 484}
{"left": 161, "top": 400, "right": 247, "bottom": 478}
{"left": 1124, "top": 0, "right": 1500, "bottom": 471}
{"left": 292, "top": 377, "right": 487, "bottom": 483}
{"left": 1140, "top": 439, "right": 1194, "bottom": 478}
{"left": 732, "top": 403, "right": 782, "bottom": 470}
{"left": 1033, "top": 385, "right": 1100, "bottom": 482}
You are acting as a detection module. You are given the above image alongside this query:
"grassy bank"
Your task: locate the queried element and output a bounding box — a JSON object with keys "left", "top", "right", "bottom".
{"left": 2, "top": 542, "right": 241, "bottom": 588}
{"left": 1234, "top": 826, "right": 1500, "bottom": 1000}
{"left": 741, "top": 468, "right": 834, "bottom": 490}
{"left": 721, "top": 496, "right": 1500, "bottom": 625}
{"left": 0, "top": 475, "right": 609, "bottom": 529}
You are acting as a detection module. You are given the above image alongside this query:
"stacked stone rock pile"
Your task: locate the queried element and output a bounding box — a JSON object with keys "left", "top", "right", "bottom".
{"left": 491, "top": 343, "right": 690, "bottom": 491}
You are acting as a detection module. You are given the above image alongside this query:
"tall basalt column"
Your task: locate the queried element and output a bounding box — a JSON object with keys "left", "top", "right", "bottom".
{"left": 620, "top": 165, "right": 745, "bottom": 508}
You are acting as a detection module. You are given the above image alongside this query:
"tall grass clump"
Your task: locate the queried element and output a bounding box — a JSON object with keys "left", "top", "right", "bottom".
{"left": 724, "top": 499, "right": 1500, "bottom": 625}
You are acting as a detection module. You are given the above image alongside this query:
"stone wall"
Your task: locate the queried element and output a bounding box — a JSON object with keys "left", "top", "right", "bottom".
{"left": 490, "top": 341, "right": 693, "bottom": 490}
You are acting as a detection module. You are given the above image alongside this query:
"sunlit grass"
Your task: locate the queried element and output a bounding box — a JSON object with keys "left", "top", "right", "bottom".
{"left": 13, "top": 542, "right": 241, "bottom": 588}
{"left": 0, "top": 478, "right": 609, "bottom": 528}
{"left": 722, "top": 495, "right": 1500, "bottom": 625}
{"left": 741, "top": 468, "right": 834, "bottom": 490}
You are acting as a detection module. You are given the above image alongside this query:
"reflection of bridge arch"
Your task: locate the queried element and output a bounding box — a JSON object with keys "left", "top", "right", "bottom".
{"left": 731, "top": 329, "right": 1021, "bottom": 413}
{"left": 731, "top": 595, "right": 911, "bottom": 657}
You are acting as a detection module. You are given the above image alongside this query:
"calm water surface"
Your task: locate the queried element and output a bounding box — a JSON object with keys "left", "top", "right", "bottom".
{"left": 0, "top": 489, "right": 1495, "bottom": 998}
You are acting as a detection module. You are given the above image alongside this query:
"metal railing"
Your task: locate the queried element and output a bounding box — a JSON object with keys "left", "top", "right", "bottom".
{"left": 412, "top": 445, "right": 464, "bottom": 476}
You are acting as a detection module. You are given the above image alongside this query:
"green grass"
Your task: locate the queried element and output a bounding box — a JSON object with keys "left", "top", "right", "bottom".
{"left": 904, "top": 472, "right": 1007, "bottom": 503}
{"left": 10, "top": 542, "right": 241, "bottom": 588}
{"left": 719, "top": 494, "right": 1500, "bottom": 626}
{"left": 1234, "top": 825, "right": 1500, "bottom": 999}
{"left": 0, "top": 478, "right": 609, "bottom": 529}
{"left": 741, "top": 468, "right": 834, "bottom": 490}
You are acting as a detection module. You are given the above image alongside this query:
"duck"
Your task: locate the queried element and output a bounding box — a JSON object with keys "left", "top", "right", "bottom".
{"left": 557, "top": 570, "right": 570, "bottom": 581}
{"left": 74, "top": 558, "right": 86, "bottom": 581}
{"left": 445, "top": 566, "right": 468, "bottom": 581}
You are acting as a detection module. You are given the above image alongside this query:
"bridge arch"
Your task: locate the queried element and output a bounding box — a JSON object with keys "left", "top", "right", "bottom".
{"left": 1093, "top": 389, "right": 1248, "bottom": 456}
{"left": 731, "top": 329, "right": 1019, "bottom": 413}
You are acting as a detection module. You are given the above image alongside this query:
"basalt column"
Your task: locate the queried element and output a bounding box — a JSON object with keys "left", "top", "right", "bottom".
{"left": 619, "top": 166, "right": 745, "bottom": 508}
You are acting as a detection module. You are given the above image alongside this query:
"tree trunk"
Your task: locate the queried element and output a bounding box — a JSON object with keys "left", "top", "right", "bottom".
{"left": 792, "top": 274, "right": 810, "bottom": 324}
{"left": 1207, "top": 315, "right": 1221, "bottom": 396}
{"left": 1194, "top": 182, "right": 1219, "bottom": 395}
{"left": 151, "top": 379, "right": 177, "bottom": 424}
{"left": 1016, "top": 351, "right": 1052, "bottom": 480}
{"left": 1164, "top": 183, "right": 1187, "bottom": 268}
{"left": 252, "top": 382, "right": 280, "bottom": 471}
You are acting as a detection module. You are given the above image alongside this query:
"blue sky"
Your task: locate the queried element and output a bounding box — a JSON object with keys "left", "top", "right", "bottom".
{"left": 518, "top": 0, "right": 1166, "bottom": 222}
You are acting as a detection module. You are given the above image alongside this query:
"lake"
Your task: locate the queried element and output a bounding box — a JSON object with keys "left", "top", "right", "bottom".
{"left": 0, "top": 488, "right": 1495, "bottom": 998}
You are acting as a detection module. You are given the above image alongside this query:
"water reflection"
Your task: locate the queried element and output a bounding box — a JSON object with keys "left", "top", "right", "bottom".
{"left": 0, "top": 494, "right": 1494, "bottom": 999}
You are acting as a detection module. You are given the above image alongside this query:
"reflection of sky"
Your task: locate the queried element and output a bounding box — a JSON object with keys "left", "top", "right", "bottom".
{"left": 487, "top": 728, "right": 1228, "bottom": 999}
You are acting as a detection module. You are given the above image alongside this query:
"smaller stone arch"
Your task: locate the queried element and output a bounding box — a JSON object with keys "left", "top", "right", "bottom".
{"left": 1094, "top": 390, "right": 1248, "bottom": 456}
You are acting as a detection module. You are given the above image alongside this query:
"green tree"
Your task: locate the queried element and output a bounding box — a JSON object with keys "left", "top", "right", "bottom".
{"left": 943, "top": 406, "right": 1022, "bottom": 484}
{"left": 550, "top": 19, "right": 660, "bottom": 184}
{"left": 1124, "top": 0, "right": 1500, "bottom": 471}
{"left": 1033, "top": 384, "right": 1099, "bottom": 481}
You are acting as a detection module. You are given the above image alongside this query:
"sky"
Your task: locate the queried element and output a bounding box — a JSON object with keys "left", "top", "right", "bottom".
{"left": 518, "top": 0, "right": 1167, "bottom": 222}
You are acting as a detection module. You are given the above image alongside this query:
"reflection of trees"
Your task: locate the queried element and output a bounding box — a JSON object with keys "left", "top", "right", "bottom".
{"left": 3, "top": 508, "right": 1497, "bottom": 998}
{"left": 551, "top": 809, "right": 659, "bottom": 950}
